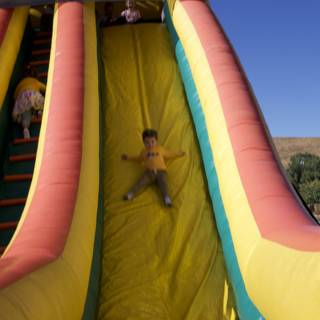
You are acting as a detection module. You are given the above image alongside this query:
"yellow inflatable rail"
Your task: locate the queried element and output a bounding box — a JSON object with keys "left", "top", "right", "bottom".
{"left": 0, "top": 7, "right": 28, "bottom": 110}
{"left": 0, "top": 3, "right": 100, "bottom": 319}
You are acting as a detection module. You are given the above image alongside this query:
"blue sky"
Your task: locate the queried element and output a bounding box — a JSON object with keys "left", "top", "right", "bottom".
{"left": 209, "top": 0, "right": 320, "bottom": 137}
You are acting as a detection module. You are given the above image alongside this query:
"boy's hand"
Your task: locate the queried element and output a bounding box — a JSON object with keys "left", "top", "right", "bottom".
{"left": 121, "top": 154, "right": 128, "bottom": 160}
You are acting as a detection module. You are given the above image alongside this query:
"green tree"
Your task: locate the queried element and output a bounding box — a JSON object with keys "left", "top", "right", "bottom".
{"left": 299, "top": 180, "right": 320, "bottom": 205}
{"left": 287, "top": 153, "right": 320, "bottom": 189}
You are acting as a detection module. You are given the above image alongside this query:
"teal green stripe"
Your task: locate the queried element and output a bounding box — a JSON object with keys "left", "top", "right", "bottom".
{"left": 81, "top": 23, "right": 104, "bottom": 320}
{"left": 174, "top": 40, "right": 264, "bottom": 320}
{"left": 81, "top": 191, "right": 103, "bottom": 320}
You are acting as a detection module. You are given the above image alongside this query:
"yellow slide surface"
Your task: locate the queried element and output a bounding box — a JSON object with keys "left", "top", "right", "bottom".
{"left": 99, "top": 24, "right": 236, "bottom": 319}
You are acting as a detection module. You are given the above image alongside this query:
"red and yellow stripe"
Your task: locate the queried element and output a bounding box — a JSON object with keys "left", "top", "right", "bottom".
{"left": 0, "top": 9, "right": 12, "bottom": 44}
{"left": 0, "top": 7, "right": 29, "bottom": 109}
{"left": 0, "top": 3, "right": 99, "bottom": 319}
{"left": 173, "top": 1, "right": 320, "bottom": 319}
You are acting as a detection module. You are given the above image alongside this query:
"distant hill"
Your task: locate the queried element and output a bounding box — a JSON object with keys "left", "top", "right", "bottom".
{"left": 273, "top": 137, "right": 320, "bottom": 167}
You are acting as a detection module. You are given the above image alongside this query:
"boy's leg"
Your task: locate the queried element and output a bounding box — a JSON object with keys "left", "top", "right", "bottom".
{"left": 156, "top": 171, "right": 172, "bottom": 207}
{"left": 21, "top": 110, "right": 32, "bottom": 139}
{"left": 124, "top": 171, "right": 154, "bottom": 200}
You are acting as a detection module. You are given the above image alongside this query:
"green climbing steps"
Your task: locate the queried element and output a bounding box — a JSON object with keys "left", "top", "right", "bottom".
{"left": 0, "top": 28, "right": 51, "bottom": 256}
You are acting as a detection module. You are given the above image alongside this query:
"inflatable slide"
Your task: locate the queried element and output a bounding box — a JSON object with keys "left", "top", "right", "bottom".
{"left": 0, "top": 1, "right": 319, "bottom": 320}
{"left": 0, "top": 7, "right": 51, "bottom": 256}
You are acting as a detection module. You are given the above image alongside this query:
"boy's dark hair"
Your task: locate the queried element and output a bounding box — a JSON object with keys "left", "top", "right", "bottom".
{"left": 142, "top": 129, "right": 158, "bottom": 141}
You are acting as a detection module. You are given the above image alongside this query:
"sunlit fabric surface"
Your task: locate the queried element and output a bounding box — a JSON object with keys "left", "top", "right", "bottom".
{"left": 98, "top": 24, "right": 236, "bottom": 319}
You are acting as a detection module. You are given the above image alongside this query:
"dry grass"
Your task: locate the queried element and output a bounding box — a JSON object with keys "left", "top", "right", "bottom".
{"left": 273, "top": 137, "right": 320, "bottom": 167}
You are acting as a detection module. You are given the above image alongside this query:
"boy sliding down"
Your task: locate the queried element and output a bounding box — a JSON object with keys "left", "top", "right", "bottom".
{"left": 122, "top": 129, "right": 185, "bottom": 207}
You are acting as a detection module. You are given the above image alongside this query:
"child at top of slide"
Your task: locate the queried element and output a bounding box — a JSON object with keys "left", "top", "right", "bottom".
{"left": 120, "top": 0, "right": 141, "bottom": 23}
{"left": 122, "top": 129, "right": 185, "bottom": 207}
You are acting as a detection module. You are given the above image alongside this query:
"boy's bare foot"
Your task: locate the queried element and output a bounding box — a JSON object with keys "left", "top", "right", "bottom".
{"left": 164, "top": 195, "right": 172, "bottom": 207}
{"left": 123, "top": 192, "right": 134, "bottom": 201}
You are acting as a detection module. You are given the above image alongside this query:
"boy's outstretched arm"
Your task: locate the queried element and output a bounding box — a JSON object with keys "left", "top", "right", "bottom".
{"left": 162, "top": 147, "right": 186, "bottom": 160}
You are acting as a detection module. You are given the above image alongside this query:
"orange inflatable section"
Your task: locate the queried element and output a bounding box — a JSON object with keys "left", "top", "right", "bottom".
{"left": 0, "top": 9, "right": 12, "bottom": 44}
{"left": 0, "top": 2, "right": 85, "bottom": 288}
{"left": 181, "top": 0, "right": 320, "bottom": 251}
